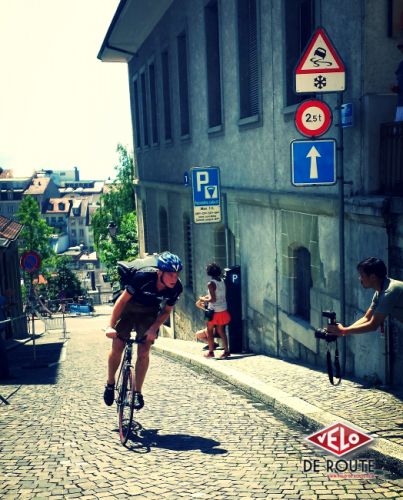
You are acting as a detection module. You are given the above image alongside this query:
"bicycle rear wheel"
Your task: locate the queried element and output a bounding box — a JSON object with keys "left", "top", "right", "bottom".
{"left": 118, "top": 366, "right": 135, "bottom": 445}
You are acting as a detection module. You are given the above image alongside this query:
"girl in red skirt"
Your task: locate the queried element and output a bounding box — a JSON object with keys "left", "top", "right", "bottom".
{"left": 200, "top": 262, "right": 231, "bottom": 358}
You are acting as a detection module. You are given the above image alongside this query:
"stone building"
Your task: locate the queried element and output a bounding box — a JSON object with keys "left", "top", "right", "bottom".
{"left": 98, "top": 0, "right": 403, "bottom": 387}
{"left": 0, "top": 215, "right": 26, "bottom": 339}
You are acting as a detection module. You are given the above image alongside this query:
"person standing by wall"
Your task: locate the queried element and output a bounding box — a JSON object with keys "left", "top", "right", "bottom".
{"left": 201, "top": 263, "right": 231, "bottom": 359}
{"left": 391, "top": 39, "right": 403, "bottom": 122}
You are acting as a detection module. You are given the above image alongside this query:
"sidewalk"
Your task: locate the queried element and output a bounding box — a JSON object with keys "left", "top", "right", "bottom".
{"left": 153, "top": 336, "right": 403, "bottom": 475}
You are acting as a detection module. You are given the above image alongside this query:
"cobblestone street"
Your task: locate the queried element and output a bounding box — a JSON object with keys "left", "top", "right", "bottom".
{"left": 1, "top": 313, "right": 403, "bottom": 499}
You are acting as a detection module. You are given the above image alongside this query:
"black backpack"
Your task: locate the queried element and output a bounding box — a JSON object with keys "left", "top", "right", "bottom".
{"left": 112, "top": 254, "right": 159, "bottom": 302}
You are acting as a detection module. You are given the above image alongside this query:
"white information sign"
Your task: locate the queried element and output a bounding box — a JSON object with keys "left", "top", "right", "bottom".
{"left": 191, "top": 166, "right": 222, "bottom": 224}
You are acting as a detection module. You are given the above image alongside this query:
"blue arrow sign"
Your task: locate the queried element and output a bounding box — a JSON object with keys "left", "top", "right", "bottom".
{"left": 291, "top": 139, "right": 336, "bottom": 186}
{"left": 191, "top": 166, "right": 221, "bottom": 223}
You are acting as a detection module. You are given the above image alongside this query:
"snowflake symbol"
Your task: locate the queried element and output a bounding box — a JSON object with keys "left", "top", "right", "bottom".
{"left": 314, "top": 75, "right": 327, "bottom": 89}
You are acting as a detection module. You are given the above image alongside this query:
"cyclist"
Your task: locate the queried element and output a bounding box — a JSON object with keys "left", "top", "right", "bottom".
{"left": 103, "top": 252, "right": 183, "bottom": 410}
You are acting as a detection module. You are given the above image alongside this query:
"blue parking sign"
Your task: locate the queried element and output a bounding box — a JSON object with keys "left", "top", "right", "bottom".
{"left": 191, "top": 166, "right": 222, "bottom": 224}
{"left": 291, "top": 139, "right": 336, "bottom": 186}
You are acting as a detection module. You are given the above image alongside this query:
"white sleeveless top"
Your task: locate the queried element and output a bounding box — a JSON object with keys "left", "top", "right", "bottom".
{"left": 208, "top": 279, "right": 227, "bottom": 312}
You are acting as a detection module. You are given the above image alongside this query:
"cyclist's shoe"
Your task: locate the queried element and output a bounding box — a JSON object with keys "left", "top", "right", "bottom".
{"left": 202, "top": 342, "right": 219, "bottom": 351}
{"left": 204, "top": 351, "right": 215, "bottom": 358}
{"left": 220, "top": 351, "right": 230, "bottom": 359}
{"left": 133, "top": 392, "right": 144, "bottom": 410}
{"left": 103, "top": 383, "right": 115, "bottom": 406}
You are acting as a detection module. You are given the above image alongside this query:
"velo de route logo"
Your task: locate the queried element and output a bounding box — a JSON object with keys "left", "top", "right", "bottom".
{"left": 303, "top": 422, "right": 375, "bottom": 479}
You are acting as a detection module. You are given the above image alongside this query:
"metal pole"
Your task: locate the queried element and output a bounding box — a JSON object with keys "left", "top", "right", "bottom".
{"left": 27, "top": 278, "right": 37, "bottom": 364}
{"left": 337, "top": 93, "right": 346, "bottom": 373}
{"left": 222, "top": 192, "right": 230, "bottom": 268}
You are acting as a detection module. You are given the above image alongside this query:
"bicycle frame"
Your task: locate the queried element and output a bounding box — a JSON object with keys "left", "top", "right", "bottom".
{"left": 115, "top": 339, "right": 134, "bottom": 404}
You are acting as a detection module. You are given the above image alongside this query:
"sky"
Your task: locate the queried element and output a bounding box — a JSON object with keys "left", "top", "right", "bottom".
{"left": 0, "top": 0, "right": 133, "bottom": 181}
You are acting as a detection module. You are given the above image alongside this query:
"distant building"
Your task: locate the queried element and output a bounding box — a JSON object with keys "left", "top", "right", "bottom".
{"left": 0, "top": 176, "right": 33, "bottom": 220}
{"left": 36, "top": 166, "right": 80, "bottom": 186}
{"left": 23, "top": 176, "right": 59, "bottom": 211}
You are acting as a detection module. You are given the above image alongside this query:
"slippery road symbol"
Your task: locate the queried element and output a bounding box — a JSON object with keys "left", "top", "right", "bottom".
{"left": 309, "top": 47, "right": 333, "bottom": 67}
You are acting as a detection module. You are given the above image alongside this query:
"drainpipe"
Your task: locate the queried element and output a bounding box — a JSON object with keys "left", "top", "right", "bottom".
{"left": 382, "top": 197, "right": 393, "bottom": 385}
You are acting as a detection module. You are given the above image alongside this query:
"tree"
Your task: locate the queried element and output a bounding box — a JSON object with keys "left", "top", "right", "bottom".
{"left": 98, "top": 212, "right": 139, "bottom": 283}
{"left": 16, "top": 195, "right": 54, "bottom": 262}
{"left": 91, "top": 144, "right": 138, "bottom": 282}
{"left": 91, "top": 144, "right": 136, "bottom": 246}
{"left": 44, "top": 257, "right": 83, "bottom": 300}
{"left": 16, "top": 196, "right": 55, "bottom": 298}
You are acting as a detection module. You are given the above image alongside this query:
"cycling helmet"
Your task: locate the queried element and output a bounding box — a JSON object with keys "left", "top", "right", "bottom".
{"left": 157, "top": 252, "right": 183, "bottom": 272}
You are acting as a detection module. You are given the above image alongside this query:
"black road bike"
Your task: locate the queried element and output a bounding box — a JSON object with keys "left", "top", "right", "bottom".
{"left": 115, "top": 337, "right": 142, "bottom": 445}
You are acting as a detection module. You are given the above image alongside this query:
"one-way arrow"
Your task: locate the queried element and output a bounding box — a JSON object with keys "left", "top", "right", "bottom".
{"left": 307, "top": 146, "right": 321, "bottom": 178}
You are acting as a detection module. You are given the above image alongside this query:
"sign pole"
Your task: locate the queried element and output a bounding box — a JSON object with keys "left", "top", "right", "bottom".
{"left": 337, "top": 92, "right": 346, "bottom": 374}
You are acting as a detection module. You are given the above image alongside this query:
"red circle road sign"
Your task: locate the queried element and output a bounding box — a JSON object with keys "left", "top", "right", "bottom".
{"left": 20, "top": 251, "right": 41, "bottom": 273}
{"left": 294, "top": 99, "right": 332, "bottom": 137}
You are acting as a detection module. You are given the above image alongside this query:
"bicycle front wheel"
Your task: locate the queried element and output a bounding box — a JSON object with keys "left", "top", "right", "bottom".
{"left": 118, "top": 366, "right": 135, "bottom": 445}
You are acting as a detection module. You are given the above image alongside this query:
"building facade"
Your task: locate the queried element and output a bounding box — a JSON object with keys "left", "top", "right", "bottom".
{"left": 99, "top": 0, "right": 403, "bottom": 387}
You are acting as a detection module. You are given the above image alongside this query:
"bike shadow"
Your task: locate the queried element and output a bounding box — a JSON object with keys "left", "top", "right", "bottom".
{"left": 123, "top": 424, "right": 228, "bottom": 455}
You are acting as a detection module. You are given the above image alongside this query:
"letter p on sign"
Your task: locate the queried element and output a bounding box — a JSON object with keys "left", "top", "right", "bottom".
{"left": 196, "top": 171, "right": 209, "bottom": 192}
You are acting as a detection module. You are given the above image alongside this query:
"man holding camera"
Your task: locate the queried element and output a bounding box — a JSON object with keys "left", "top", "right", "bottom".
{"left": 327, "top": 257, "right": 403, "bottom": 337}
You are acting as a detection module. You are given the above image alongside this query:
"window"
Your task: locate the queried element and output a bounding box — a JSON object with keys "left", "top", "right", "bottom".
{"left": 79, "top": 229, "right": 84, "bottom": 237}
{"left": 214, "top": 225, "right": 226, "bottom": 270}
{"left": 149, "top": 61, "right": 159, "bottom": 145}
{"left": 177, "top": 31, "right": 190, "bottom": 137}
{"left": 159, "top": 207, "right": 169, "bottom": 252}
{"left": 294, "top": 246, "right": 312, "bottom": 321}
{"left": 183, "top": 214, "right": 193, "bottom": 289}
{"left": 205, "top": 0, "right": 222, "bottom": 129}
{"left": 285, "top": 0, "right": 314, "bottom": 106}
{"left": 140, "top": 71, "right": 149, "bottom": 146}
{"left": 142, "top": 201, "right": 149, "bottom": 253}
{"left": 161, "top": 50, "right": 172, "bottom": 141}
{"left": 237, "top": 0, "right": 260, "bottom": 121}
{"left": 72, "top": 229, "right": 76, "bottom": 236}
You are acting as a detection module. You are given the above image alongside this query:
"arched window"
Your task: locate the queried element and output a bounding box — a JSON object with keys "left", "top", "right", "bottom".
{"left": 183, "top": 214, "right": 193, "bottom": 289}
{"left": 294, "top": 246, "right": 312, "bottom": 321}
{"left": 159, "top": 207, "right": 169, "bottom": 252}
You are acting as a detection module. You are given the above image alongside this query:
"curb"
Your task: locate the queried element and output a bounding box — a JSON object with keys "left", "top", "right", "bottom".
{"left": 153, "top": 343, "right": 403, "bottom": 476}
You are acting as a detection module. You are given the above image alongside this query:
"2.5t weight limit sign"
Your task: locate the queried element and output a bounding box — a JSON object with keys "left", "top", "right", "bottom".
{"left": 295, "top": 99, "right": 332, "bottom": 137}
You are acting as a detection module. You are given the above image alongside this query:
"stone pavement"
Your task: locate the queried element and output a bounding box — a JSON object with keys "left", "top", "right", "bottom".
{"left": 1, "top": 309, "right": 403, "bottom": 499}
{"left": 153, "top": 337, "right": 403, "bottom": 476}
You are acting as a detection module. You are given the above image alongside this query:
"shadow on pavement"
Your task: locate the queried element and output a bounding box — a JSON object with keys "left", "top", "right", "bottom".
{"left": 0, "top": 341, "right": 64, "bottom": 386}
{"left": 122, "top": 425, "right": 227, "bottom": 455}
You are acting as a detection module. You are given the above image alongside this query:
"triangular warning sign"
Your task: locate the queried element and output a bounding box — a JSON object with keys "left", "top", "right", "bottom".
{"left": 296, "top": 27, "right": 345, "bottom": 74}
{"left": 295, "top": 27, "right": 346, "bottom": 93}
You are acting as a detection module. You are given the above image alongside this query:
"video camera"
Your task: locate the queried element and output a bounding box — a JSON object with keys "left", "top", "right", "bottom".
{"left": 314, "top": 311, "right": 338, "bottom": 343}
